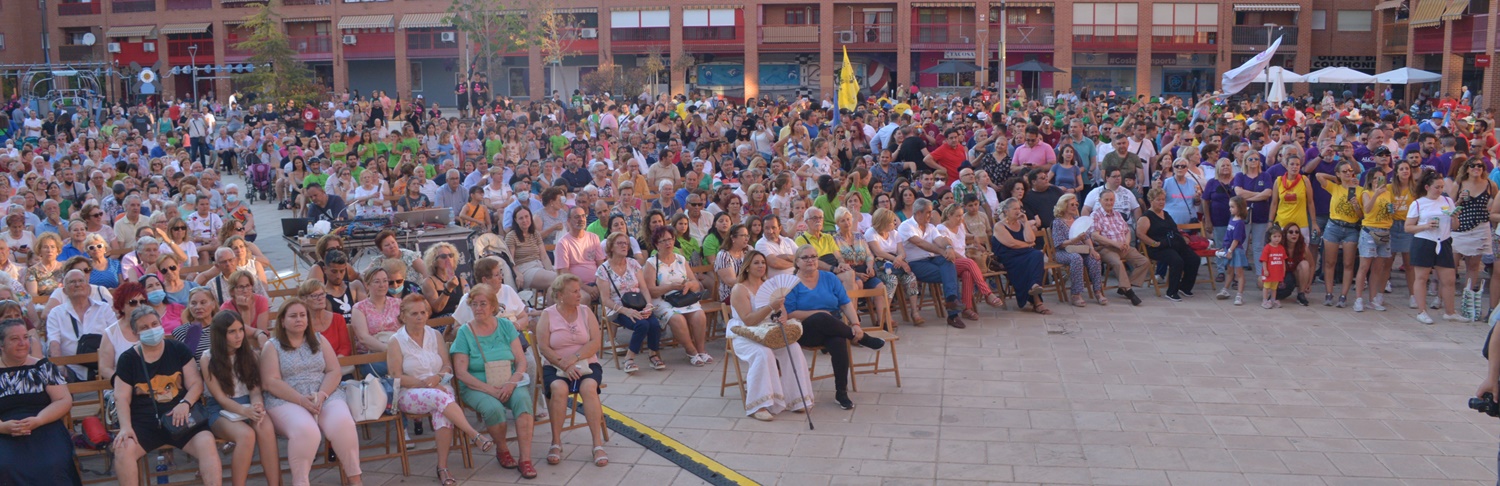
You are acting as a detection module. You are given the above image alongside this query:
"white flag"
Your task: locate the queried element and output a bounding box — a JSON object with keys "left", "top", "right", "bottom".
{"left": 1221, "top": 36, "right": 1284, "bottom": 96}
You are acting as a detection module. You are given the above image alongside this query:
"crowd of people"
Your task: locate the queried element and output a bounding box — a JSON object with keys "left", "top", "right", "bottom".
{"left": 0, "top": 80, "right": 1495, "bottom": 484}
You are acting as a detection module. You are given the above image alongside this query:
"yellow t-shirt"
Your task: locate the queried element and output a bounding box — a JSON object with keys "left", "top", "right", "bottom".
{"left": 1363, "top": 188, "right": 1395, "bottom": 229}
{"left": 1321, "top": 180, "right": 1365, "bottom": 225}
{"left": 1274, "top": 175, "right": 1312, "bottom": 229}
{"left": 795, "top": 232, "right": 839, "bottom": 257}
{"left": 1390, "top": 186, "right": 1413, "bottom": 222}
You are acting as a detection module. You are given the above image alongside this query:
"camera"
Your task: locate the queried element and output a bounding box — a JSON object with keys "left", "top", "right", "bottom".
{"left": 1469, "top": 393, "right": 1500, "bottom": 417}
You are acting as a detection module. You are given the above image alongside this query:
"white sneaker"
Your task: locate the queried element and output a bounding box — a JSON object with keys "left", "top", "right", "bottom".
{"left": 1369, "top": 297, "right": 1386, "bottom": 311}
{"left": 1216, "top": 289, "right": 1231, "bottom": 300}
{"left": 1416, "top": 312, "right": 1434, "bottom": 324}
{"left": 1384, "top": 281, "right": 1392, "bottom": 293}
{"left": 1443, "top": 313, "right": 1467, "bottom": 322}
{"left": 1353, "top": 298, "right": 1364, "bottom": 312}
{"left": 1233, "top": 294, "right": 1243, "bottom": 306}
{"left": 1409, "top": 295, "right": 1418, "bottom": 309}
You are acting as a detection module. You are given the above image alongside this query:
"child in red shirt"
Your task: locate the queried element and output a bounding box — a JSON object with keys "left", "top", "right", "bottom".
{"left": 1260, "top": 227, "right": 1288, "bottom": 309}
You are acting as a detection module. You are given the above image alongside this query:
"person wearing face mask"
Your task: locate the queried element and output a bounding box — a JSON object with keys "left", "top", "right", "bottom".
{"left": 501, "top": 181, "right": 544, "bottom": 233}
{"left": 111, "top": 307, "right": 224, "bottom": 486}
{"left": 136, "top": 273, "right": 187, "bottom": 335}
{"left": 221, "top": 184, "right": 256, "bottom": 243}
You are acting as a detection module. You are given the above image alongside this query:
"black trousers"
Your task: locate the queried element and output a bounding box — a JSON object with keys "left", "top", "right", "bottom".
{"left": 796, "top": 311, "right": 854, "bottom": 393}
{"left": 1150, "top": 242, "right": 1200, "bottom": 296}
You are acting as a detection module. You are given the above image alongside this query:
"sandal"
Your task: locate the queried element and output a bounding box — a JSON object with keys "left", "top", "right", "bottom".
{"left": 475, "top": 434, "right": 496, "bottom": 453}
{"left": 689, "top": 354, "right": 706, "bottom": 367}
{"left": 1096, "top": 293, "right": 1109, "bottom": 306}
{"left": 437, "top": 467, "right": 457, "bottom": 486}
{"left": 622, "top": 359, "right": 639, "bottom": 373}
{"left": 592, "top": 446, "right": 609, "bottom": 467}
{"left": 1028, "top": 284, "right": 1045, "bottom": 298}
{"left": 1032, "top": 303, "right": 1053, "bottom": 315}
{"left": 519, "top": 460, "right": 538, "bottom": 479}
{"left": 649, "top": 354, "right": 666, "bottom": 370}
{"left": 546, "top": 444, "right": 563, "bottom": 465}
{"left": 698, "top": 353, "right": 715, "bottom": 365}
{"left": 984, "top": 294, "right": 1004, "bottom": 308}
{"left": 910, "top": 315, "right": 926, "bottom": 326}
{"left": 497, "top": 447, "right": 518, "bottom": 469}
{"left": 1070, "top": 295, "right": 1087, "bottom": 307}
{"left": 960, "top": 309, "right": 980, "bottom": 320}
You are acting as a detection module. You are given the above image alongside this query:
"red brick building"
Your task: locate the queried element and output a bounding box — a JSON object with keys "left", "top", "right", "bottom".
{"left": 0, "top": 0, "right": 1494, "bottom": 112}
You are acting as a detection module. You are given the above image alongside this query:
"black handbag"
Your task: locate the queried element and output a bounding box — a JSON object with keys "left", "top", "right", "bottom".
{"left": 604, "top": 262, "right": 648, "bottom": 311}
{"left": 136, "top": 345, "right": 207, "bottom": 442}
{"left": 71, "top": 315, "right": 102, "bottom": 379}
{"left": 655, "top": 258, "right": 704, "bottom": 307}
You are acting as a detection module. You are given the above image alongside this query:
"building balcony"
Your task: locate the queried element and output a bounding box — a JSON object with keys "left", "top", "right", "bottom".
{"left": 1072, "top": 34, "right": 1137, "bottom": 51}
{"left": 1381, "top": 22, "right": 1408, "bottom": 53}
{"left": 758, "top": 25, "right": 819, "bottom": 44}
{"left": 343, "top": 33, "right": 396, "bottom": 60}
{"left": 167, "top": 38, "right": 214, "bottom": 63}
{"left": 683, "top": 26, "right": 742, "bottom": 43}
{"left": 556, "top": 27, "right": 598, "bottom": 53}
{"left": 1151, "top": 32, "right": 1218, "bottom": 51}
{"left": 1231, "top": 25, "right": 1299, "bottom": 46}
{"left": 992, "top": 23, "right": 1054, "bottom": 50}
{"left": 406, "top": 30, "right": 460, "bottom": 58}
{"left": 165, "top": 0, "right": 211, "bottom": 9}
{"left": 834, "top": 23, "right": 894, "bottom": 48}
{"left": 911, "top": 22, "right": 977, "bottom": 50}
{"left": 57, "top": 1, "right": 101, "bottom": 16}
{"left": 282, "top": 0, "right": 329, "bottom": 6}
{"left": 289, "top": 35, "right": 333, "bottom": 59}
{"left": 610, "top": 27, "right": 670, "bottom": 47}
{"left": 59, "top": 45, "right": 99, "bottom": 62}
{"left": 224, "top": 35, "right": 252, "bottom": 60}
{"left": 111, "top": 0, "right": 155, "bottom": 13}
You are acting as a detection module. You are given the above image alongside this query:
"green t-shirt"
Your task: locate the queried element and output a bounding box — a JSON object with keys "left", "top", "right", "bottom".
{"left": 329, "top": 141, "right": 349, "bottom": 158}
{"left": 812, "top": 194, "right": 839, "bottom": 232}
{"left": 449, "top": 321, "right": 521, "bottom": 390}
{"left": 549, "top": 135, "right": 568, "bottom": 155}
{"left": 302, "top": 173, "right": 330, "bottom": 189}
{"left": 399, "top": 137, "right": 421, "bottom": 155}
{"left": 701, "top": 233, "right": 723, "bottom": 261}
{"left": 483, "top": 139, "right": 504, "bottom": 162}
{"left": 586, "top": 219, "right": 608, "bottom": 240}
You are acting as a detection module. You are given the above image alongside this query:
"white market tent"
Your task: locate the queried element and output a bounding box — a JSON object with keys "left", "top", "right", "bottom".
{"left": 1303, "top": 66, "right": 1376, "bottom": 84}
{"left": 1374, "top": 67, "right": 1443, "bottom": 84}
{"left": 1252, "top": 66, "right": 1305, "bottom": 83}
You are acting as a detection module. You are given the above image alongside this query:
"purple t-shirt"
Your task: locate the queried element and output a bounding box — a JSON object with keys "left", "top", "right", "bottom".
{"left": 1302, "top": 152, "right": 1337, "bottom": 218}
{"left": 1201, "top": 178, "right": 1235, "bottom": 228}
{"left": 1232, "top": 171, "right": 1275, "bottom": 224}
{"left": 1224, "top": 218, "right": 1248, "bottom": 250}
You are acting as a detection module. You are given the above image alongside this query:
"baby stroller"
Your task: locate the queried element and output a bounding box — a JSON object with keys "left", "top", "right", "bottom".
{"left": 248, "top": 162, "right": 275, "bottom": 202}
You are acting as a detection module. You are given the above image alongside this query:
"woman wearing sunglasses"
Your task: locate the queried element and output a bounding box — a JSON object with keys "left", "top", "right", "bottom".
{"left": 83, "top": 233, "right": 122, "bottom": 289}
{"left": 78, "top": 202, "right": 119, "bottom": 252}
{"left": 156, "top": 254, "right": 197, "bottom": 304}
{"left": 155, "top": 219, "right": 198, "bottom": 268}
{"left": 97, "top": 281, "right": 148, "bottom": 383}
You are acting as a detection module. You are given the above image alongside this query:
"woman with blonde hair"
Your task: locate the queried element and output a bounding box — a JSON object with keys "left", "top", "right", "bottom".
{"left": 222, "top": 269, "right": 271, "bottom": 344}
{"left": 535, "top": 274, "right": 608, "bottom": 467}
{"left": 421, "top": 243, "right": 464, "bottom": 318}
{"left": 727, "top": 250, "right": 813, "bottom": 421}
{"left": 1051, "top": 194, "right": 1106, "bottom": 306}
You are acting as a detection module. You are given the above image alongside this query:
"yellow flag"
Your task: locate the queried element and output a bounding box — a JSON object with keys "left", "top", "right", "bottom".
{"left": 838, "top": 47, "right": 859, "bottom": 112}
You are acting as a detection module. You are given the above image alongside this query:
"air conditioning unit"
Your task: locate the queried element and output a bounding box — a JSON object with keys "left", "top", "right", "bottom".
{"left": 106, "top": 42, "right": 121, "bottom": 53}
{"left": 342, "top": 34, "right": 357, "bottom": 45}
{"left": 837, "top": 31, "right": 856, "bottom": 43}
{"left": 142, "top": 42, "right": 155, "bottom": 52}
{"left": 578, "top": 27, "right": 598, "bottom": 39}
{"left": 440, "top": 31, "right": 456, "bottom": 43}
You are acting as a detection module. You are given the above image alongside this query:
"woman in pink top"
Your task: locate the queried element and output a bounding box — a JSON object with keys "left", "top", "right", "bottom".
{"left": 535, "top": 274, "right": 608, "bottom": 468}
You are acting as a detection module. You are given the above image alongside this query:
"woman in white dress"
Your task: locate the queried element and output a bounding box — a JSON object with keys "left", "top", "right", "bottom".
{"left": 644, "top": 226, "right": 710, "bottom": 366}
{"left": 727, "top": 251, "right": 812, "bottom": 421}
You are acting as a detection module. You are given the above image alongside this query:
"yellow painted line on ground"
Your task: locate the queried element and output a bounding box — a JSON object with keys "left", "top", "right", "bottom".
{"left": 602, "top": 405, "right": 759, "bottom": 486}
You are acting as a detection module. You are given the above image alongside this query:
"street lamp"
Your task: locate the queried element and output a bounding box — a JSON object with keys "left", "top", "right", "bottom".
{"left": 187, "top": 44, "right": 199, "bottom": 103}
{"left": 1260, "top": 24, "right": 1283, "bottom": 100}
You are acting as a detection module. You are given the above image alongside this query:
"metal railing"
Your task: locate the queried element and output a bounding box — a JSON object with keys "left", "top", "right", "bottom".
{"left": 111, "top": 0, "right": 155, "bottom": 13}
{"left": 57, "top": 1, "right": 101, "bottom": 15}
{"left": 1231, "top": 25, "right": 1299, "bottom": 46}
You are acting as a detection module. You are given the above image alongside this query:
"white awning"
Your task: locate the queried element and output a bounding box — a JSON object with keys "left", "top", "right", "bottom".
{"left": 105, "top": 25, "right": 158, "bottom": 39}
{"left": 398, "top": 13, "right": 452, "bottom": 29}
{"left": 159, "top": 23, "right": 212, "bottom": 35}
{"left": 1374, "top": 0, "right": 1403, "bottom": 9}
{"left": 338, "top": 14, "right": 394, "bottom": 30}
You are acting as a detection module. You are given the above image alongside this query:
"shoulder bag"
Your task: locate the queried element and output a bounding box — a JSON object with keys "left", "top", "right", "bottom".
{"left": 604, "top": 263, "right": 648, "bottom": 311}
{"left": 466, "top": 325, "right": 513, "bottom": 389}
{"left": 656, "top": 257, "right": 704, "bottom": 307}
{"left": 136, "top": 345, "right": 206, "bottom": 442}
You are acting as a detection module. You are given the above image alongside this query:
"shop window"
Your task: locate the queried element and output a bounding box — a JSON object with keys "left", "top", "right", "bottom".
{"left": 1150, "top": 4, "right": 1217, "bottom": 45}
{"left": 1335, "top": 10, "right": 1371, "bottom": 31}
{"left": 1072, "top": 3, "right": 1140, "bottom": 45}
{"left": 937, "top": 71, "right": 976, "bottom": 87}
{"left": 785, "top": 7, "right": 818, "bottom": 25}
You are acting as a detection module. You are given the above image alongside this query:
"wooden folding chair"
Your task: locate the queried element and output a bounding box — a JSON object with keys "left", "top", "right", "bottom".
{"left": 62, "top": 378, "right": 116, "bottom": 485}
{"left": 334, "top": 353, "right": 412, "bottom": 477}
{"left": 1137, "top": 240, "right": 1164, "bottom": 297}
{"left": 689, "top": 264, "right": 725, "bottom": 339}
{"left": 848, "top": 288, "right": 901, "bottom": 388}
{"left": 1175, "top": 221, "right": 1219, "bottom": 292}
{"left": 267, "top": 288, "right": 299, "bottom": 313}
{"left": 719, "top": 338, "right": 745, "bottom": 399}
{"left": 969, "top": 251, "right": 1012, "bottom": 307}
{"left": 1039, "top": 231, "right": 1075, "bottom": 302}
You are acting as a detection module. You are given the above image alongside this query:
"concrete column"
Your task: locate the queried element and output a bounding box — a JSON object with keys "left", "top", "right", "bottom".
{"left": 159, "top": 34, "right": 174, "bottom": 101}
{"left": 332, "top": 26, "right": 348, "bottom": 94}
{"left": 669, "top": 6, "right": 685, "bottom": 97}
{"left": 743, "top": 6, "right": 759, "bottom": 99}
{"left": 528, "top": 44, "right": 543, "bottom": 100}
{"left": 819, "top": 0, "right": 836, "bottom": 99}
{"left": 896, "top": 4, "right": 911, "bottom": 94}
{"left": 1054, "top": 2, "right": 1073, "bottom": 93}
{"left": 214, "top": 22, "right": 229, "bottom": 102}
{"left": 1293, "top": 5, "right": 1313, "bottom": 96}
{"left": 976, "top": 2, "right": 990, "bottom": 88}
{"left": 1483, "top": 0, "right": 1498, "bottom": 113}
{"left": 599, "top": 8, "right": 612, "bottom": 66}
{"left": 1135, "top": 0, "right": 1152, "bottom": 98}
{"left": 1441, "top": 19, "right": 1460, "bottom": 97}
{"left": 394, "top": 26, "right": 410, "bottom": 100}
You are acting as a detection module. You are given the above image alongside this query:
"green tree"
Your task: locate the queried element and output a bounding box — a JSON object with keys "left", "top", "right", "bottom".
{"left": 534, "top": 8, "right": 578, "bottom": 96}
{"left": 447, "top": 0, "right": 535, "bottom": 86}
{"left": 233, "top": 0, "right": 319, "bottom": 104}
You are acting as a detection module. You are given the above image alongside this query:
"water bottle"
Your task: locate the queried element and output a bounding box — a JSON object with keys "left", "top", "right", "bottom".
{"left": 155, "top": 455, "right": 168, "bottom": 484}
{"left": 884, "top": 261, "right": 894, "bottom": 276}
{"left": 414, "top": 419, "right": 424, "bottom": 436}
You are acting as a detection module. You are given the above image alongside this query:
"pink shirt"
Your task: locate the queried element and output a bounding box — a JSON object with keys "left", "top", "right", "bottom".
{"left": 1012, "top": 142, "right": 1057, "bottom": 167}
{"left": 221, "top": 295, "right": 269, "bottom": 330}
{"left": 554, "top": 231, "right": 605, "bottom": 285}
{"left": 544, "top": 304, "right": 598, "bottom": 365}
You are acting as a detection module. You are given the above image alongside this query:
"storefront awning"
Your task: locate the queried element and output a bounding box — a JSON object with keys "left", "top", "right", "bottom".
{"left": 686, "top": 4, "right": 741, "bottom": 9}
{"left": 338, "top": 14, "right": 394, "bottom": 30}
{"left": 159, "top": 23, "right": 212, "bottom": 35}
{"left": 105, "top": 25, "right": 158, "bottom": 39}
{"left": 1441, "top": 0, "right": 1471, "bottom": 20}
{"left": 1408, "top": 0, "right": 1446, "bottom": 27}
{"left": 1004, "top": 2, "right": 1053, "bottom": 7}
{"left": 612, "top": 5, "right": 666, "bottom": 10}
{"left": 553, "top": 8, "right": 596, "bottom": 14}
{"left": 913, "top": 2, "right": 974, "bottom": 6}
{"left": 398, "top": 13, "right": 452, "bottom": 29}
{"left": 1232, "top": 3, "right": 1300, "bottom": 11}
{"left": 286, "top": 17, "right": 331, "bottom": 23}
{"left": 1374, "top": 0, "right": 1403, "bottom": 9}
